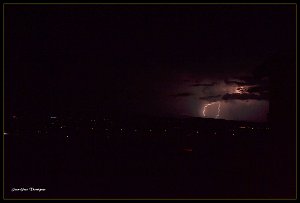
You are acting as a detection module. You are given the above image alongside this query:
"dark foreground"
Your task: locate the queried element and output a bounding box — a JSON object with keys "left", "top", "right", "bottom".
{"left": 4, "top": 117, "right": 295, "bottom": 199}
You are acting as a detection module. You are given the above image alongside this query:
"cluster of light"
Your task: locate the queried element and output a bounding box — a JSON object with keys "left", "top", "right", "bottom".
{"left": 203, "top": 101, "right": 221, "bottom": 118}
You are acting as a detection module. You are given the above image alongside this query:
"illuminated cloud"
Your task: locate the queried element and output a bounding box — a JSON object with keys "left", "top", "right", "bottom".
{"left": 199, "top": 94, "right": 222, "bottom": 101}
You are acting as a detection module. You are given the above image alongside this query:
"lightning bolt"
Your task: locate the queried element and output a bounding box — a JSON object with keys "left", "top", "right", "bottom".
{"left": 216, "top": 102, "right": 221, "bottom": 118}
{"left": 203, "top": 101, "right": 221, "bottom": 119}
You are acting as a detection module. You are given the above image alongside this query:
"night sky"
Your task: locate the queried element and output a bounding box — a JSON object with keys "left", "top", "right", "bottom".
{"left": 5, "top": 4, "right": 296, "bottom": 122}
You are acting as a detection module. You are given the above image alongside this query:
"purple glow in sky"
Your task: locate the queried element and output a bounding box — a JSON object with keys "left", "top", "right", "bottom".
{"left": 155, "top": 73, "right": 269, "bottom": 122}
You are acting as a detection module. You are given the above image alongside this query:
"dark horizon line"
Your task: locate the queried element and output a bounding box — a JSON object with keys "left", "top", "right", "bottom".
{"left": 5, "top": 112, "right": 269, "bottom": 124}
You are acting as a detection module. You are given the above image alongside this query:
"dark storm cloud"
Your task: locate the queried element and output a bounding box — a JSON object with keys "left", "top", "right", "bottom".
{"left": 247, "top": 85, "right": 269, "bottom": 94}
{"left": 199, "top": 94, "right": 222, "bottom": 100}
{"left": 191, "top": 82, "right": 216, "bottom": 87}
{"left": 224, "top": 78, "right": 256, "bottom": 86}
{"left": 225, "top": 64, "right": 270, "bottom": 99}
{"left": 222, "top": 93, "right": 268, "bottom": 101}
{"left": 225, "top": 72, "right": 271, "bottom": 86}
{"left": 235, "top": 76, "right": 260, "bottom": 84}
{"left": 170, "top": 92, "right": 194, "bottom": 97}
